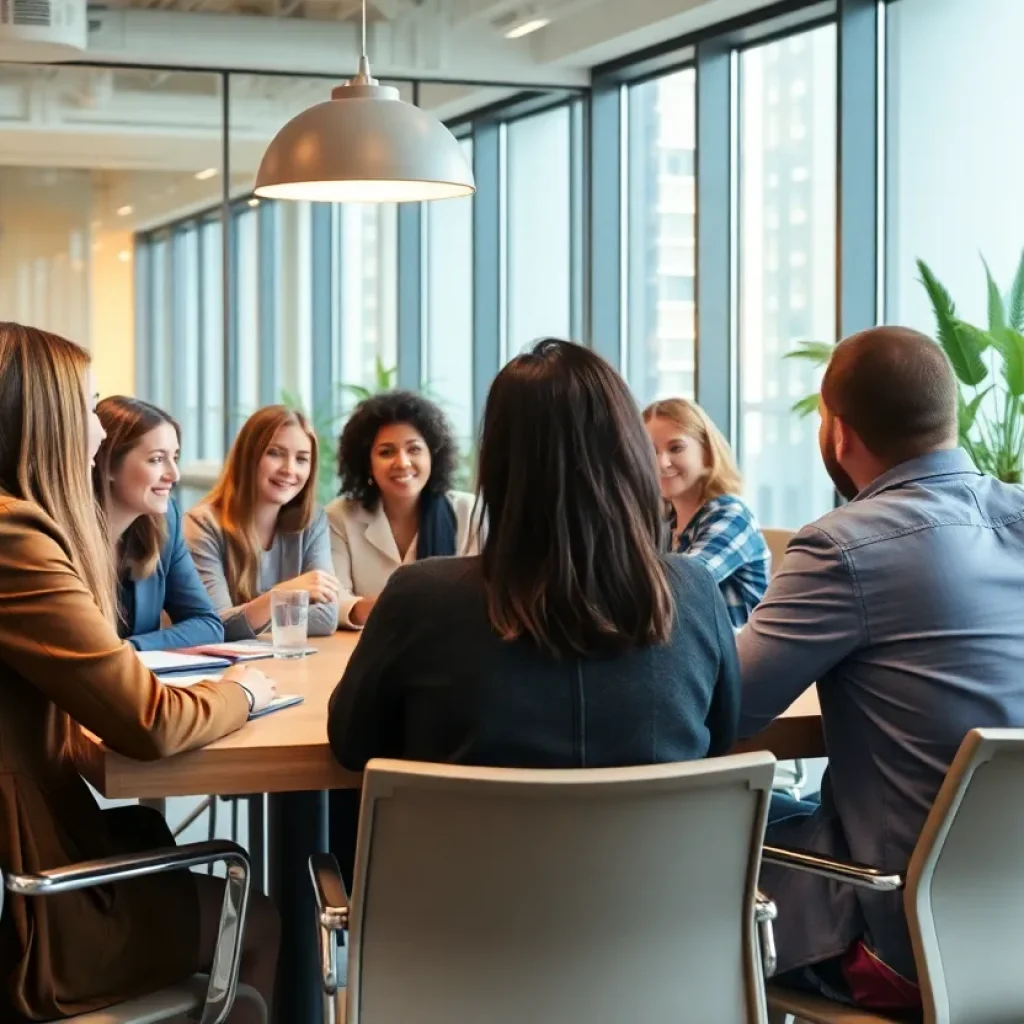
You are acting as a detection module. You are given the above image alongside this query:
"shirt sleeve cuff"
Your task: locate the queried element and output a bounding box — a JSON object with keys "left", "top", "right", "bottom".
{"left": 337, "top": 596, "right": 364, "bottom": 631}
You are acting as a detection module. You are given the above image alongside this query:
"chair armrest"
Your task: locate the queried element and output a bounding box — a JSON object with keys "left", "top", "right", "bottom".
{"left": 762, "top": 844, "right": 903, "bottom": 892}
{"left": 755, "top": 891, "right": 778, "bottom": 978}
{"left": 309, "top": 853, "right": 350, "bottom": 996}
{"left": 5, "top": 839, "right": 250, "bottom": 1024}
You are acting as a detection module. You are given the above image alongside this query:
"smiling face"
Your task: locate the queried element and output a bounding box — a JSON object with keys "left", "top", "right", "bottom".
{"left": 645, "top": 415, "right": 709, "bottom": 503}
{"left": 370, "top": 422, "right": 432, "bottom": 505}
{"left": 257, "top": 423, "right": 313, "bottom": 508}
{"left": 109, "top": 423, "right": 180, "bottom": 517}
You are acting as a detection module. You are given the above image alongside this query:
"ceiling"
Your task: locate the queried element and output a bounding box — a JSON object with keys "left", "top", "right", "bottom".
{"left": 0, "top": 0, "right": 775, "bottom": 229}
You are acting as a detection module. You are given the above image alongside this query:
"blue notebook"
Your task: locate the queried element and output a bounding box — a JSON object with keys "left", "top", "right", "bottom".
{"left": 249, "top": 694, "right": 304, "bottom": 719}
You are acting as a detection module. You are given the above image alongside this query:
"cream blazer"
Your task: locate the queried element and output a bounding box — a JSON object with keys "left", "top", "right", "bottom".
{"left": 325, "top": 491, "right": 479, "bottom": 628}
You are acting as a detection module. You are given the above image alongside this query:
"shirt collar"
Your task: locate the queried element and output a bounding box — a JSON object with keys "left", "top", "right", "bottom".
{"left": 853, "top": 448, "right": 980, "bottom": 503}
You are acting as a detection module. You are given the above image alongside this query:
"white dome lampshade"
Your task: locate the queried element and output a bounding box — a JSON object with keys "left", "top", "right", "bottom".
{"left": 254, "top": 57, "right": 475, "bottom": 204}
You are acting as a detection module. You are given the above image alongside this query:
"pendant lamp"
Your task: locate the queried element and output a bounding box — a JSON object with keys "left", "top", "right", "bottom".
{"left": 254, "top": 0, "right": 475, "bottom": 203}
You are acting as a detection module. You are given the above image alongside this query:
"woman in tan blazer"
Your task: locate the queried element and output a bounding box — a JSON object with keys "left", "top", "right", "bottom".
{"left": 325, "top": 391, "right": 479, "bottom": 629}
{"left": 0, "top": 323, "right": 279, "bottom": 1021}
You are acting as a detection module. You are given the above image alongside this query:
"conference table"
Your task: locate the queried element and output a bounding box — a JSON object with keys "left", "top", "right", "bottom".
{"left": 76, "top": 633, "right": 824, "bottom": 1022}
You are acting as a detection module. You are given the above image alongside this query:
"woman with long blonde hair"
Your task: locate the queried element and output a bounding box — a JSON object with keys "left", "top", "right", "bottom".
{"left": 643, "top": 397, "right": 769, "bottom": 626}
{"left": 0, "top": 323, "right": 279, "bottom": 1020}
{"left": 185, "top": 404, "right": 339, "bottom": 639}
{"left": 93, "top": 396, "right": 223, "bottom": 651}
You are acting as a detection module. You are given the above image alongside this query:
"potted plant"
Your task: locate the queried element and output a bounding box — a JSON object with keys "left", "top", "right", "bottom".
{"left": 787, "top": 251, "right": 1024, "bottom": 483}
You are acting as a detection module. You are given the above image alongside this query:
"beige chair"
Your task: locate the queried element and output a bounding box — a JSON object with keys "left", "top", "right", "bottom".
{"left": 763, "top": 728, "right": 1024, "bottom": 1024}
{"left": 3, "top": 839, "right": 266, "bottom": 1024}
{"left": 311, "top": 754, "right": 780, "bottom": 1024}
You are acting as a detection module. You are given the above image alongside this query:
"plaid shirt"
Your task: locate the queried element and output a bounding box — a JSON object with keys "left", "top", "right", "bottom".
{"left": 670, "top": 494, "right": 770, "bottom": 627}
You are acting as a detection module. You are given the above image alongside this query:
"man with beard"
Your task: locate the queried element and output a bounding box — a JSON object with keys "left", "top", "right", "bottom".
{"left": 737, "top": 325, "right": 1024, "bottom": 1012}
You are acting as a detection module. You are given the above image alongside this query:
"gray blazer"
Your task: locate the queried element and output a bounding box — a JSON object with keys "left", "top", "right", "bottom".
{"left": 184, "top": 503, "right": 338, "bottom": 640}
{"left": 738, "top": 449, "right": 1024, "bottom": 979}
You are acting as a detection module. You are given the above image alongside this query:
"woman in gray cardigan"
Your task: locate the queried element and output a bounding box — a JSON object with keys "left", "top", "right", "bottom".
{"left": 185, "top": 406, "right": 339, "bottom": 640}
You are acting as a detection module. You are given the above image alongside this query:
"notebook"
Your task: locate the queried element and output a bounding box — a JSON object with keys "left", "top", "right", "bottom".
{"left": 137, "top": 650, "right": 232, "bottom": 676}
{"left": 158, "top": 670, "right": 304, "bottom": 719}
{"left": 182, "top": 641, "right": 317, "bottom": 662}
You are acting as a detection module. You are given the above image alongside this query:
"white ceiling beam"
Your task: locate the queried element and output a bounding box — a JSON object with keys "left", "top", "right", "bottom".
{"left": 85, "top": 7, "right": 589, "bottom": 86}
{"left": 536, "top": 0, "right": 773, "bottom": 68}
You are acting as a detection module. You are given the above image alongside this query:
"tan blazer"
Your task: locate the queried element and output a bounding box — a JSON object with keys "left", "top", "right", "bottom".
{"left": 0, "top": 495, "right": 249, "bottom": 1020}
{"left": 325, "top": 491, "right": 479, "bottom": 628}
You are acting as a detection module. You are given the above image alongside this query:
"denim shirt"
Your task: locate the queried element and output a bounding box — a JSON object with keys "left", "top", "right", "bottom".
{"left": 738, "top": 449, "right": 1024, "bottom": 979}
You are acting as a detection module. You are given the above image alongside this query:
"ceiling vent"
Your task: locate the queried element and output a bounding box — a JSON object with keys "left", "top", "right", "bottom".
{"left": 0, "top": 0, "right": 88, "bottom": 61}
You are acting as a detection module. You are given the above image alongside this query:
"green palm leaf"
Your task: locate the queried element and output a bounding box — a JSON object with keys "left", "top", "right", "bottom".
{"left": 982, "top": 256, "right": 1006, "bottom": 334}
{"left": 918, "top": 259, "right": 987, "bottom": 386}
{"left": 783, "top": 340, "right": 836, "bottom": 366}
{"left": 790, "top": 392, "right": 821, "bottom": 418}
{"left": 1008, "top": 248, "right": 1024, "bottom": 332}
{"left": 958, "top": 386, "right": 991, "bottom": 436}
{"left": 991, "top": 328, "right": 1024, "bottom": 396}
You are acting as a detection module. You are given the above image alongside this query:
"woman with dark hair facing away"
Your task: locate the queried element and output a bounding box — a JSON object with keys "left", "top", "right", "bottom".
{"left": 93, "top": 396, "right": 224, "bottom": 651}
{"left": 326, "top": 390, "right": 478, "bottom": 629}
{"left": 0, "top": 323, "right": 278, "bottom": 1021}
{"left": 327, "top": 339, "right": 740, "bottom": 774}
{"left": 185, "top": 405, "right": 339, "bottom": 640}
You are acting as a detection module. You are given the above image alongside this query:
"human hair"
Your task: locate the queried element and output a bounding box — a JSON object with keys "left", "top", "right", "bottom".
{"left": 477, "top": 338, "right": 673, "bottom": 658}
{"left": 0, "top": 323, "right": 115, "bottom": 624}
{"left": 93, "top": 396, "right": 180, "bottom": 582}
{"left": 0, "top": 323, "right": 116, "bottom": 760}
{"left": 821, "top": 326, "right": 958, "bottom": 465}
{"left": 643, "top": 397, "right": 743, "bottom": 504}
{"left": 337, "top": 390, "right": 457, "bottom": 509}
{"left": 204, "top": 405, "right": 319, "bottom": 602}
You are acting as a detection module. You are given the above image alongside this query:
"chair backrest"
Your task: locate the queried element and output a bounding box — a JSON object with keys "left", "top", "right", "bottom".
{"left": 346, "top": 754, "right": 777, "bottom": 1024}
{"left": 761, "top": 529, "right": 795, "bottom": 577}
{"left": 906, "top": 728, "right": 1024, "bottom": 1024}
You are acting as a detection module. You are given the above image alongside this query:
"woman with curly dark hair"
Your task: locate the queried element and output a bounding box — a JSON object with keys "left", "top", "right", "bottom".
{"left": 326, "top": 390, "right": 478, "bottom": 629}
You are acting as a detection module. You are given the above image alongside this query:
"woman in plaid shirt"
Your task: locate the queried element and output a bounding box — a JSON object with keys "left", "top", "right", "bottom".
{"left": 644, "top": 398, "right": 769, "bottom": 626}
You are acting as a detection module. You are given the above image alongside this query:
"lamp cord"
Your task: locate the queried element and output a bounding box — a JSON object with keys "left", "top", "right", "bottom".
{"left": 361, "top": 0, "right": 367, "bottom": 59}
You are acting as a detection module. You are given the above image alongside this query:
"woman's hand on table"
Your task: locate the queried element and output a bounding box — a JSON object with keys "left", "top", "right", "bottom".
{"left": 349, "top": 596, "right": 377, "bottom": 627}
{"left": 276, "top": 571, "right": 340, "bottom": 605}
{"left": 223, "top": 664, "right": 278, "bottom": 714}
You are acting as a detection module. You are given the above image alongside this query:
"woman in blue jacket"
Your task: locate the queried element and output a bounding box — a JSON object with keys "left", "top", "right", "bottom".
{"left": 93, "top": 397, "right": 224, "bottom": 651}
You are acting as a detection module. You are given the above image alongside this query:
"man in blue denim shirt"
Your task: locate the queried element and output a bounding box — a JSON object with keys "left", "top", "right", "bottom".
{"left": 738, "top": 326, "right": 1024, "bottom": 1005}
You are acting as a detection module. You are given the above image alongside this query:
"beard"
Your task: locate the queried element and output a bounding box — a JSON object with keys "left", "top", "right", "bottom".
{"left": 821, "top": 430, "right": 860, "bottom": 502}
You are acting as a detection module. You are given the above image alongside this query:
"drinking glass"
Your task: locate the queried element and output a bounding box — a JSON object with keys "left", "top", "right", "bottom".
{"left": 271, "top": 590, "right": 309, "bottom": 659}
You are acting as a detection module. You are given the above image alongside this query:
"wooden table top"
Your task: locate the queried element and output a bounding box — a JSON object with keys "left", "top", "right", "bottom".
{"left": 76, "top": 633, "right": 824, "bottom": 800}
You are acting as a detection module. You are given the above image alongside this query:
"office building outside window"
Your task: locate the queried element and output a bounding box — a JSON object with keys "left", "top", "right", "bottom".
{"left": 737, "top": 27, "right": 837, "bottom": 529}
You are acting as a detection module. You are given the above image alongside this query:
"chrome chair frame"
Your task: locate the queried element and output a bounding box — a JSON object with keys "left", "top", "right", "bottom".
{"left": 2, "top": 839, "right": 252, "bottom": 1024}
{"left": 311, "top": 852, "right": 781, "bottom": 1023}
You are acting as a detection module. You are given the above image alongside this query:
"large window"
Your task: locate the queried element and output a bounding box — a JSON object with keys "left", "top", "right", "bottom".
{"left": 424, "top": 138, "right": 474, "bottom": 446}
{"left": 737, "top": 27, "right": 837, "bottom": 529}
{"left": 625, "top": 68, "right": 697, "bottom": 406}
{"left": 505, "top": 105, "right": 573, "bottom": 359}
{"left": 886, "top": 0, "right": 1024, "bottom": 331}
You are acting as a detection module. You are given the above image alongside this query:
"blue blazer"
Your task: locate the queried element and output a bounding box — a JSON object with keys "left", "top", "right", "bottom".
{"left": 122, "top": 500, "right": 225, "bottom": 652}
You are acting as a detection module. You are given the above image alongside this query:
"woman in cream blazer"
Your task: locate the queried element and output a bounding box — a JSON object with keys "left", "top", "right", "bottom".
{"left": 326, "top": 391, "right": 480, "bottom": 629}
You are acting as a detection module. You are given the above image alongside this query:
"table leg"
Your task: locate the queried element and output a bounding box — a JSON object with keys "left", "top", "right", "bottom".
{"left": 269, "top": 790, "right": 328, "bottom": 1024}
{"left": 248, "top": 794, "right": 266, "bottom": 894}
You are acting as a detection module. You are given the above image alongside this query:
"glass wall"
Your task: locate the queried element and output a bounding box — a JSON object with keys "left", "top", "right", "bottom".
{"left": 886, "top": 0, "right": 1024, "bottom": 332}
{"left": 625, "top": 68, "right": 697, "bottom": 407}
{"left": 505, "top": 105, "right": 573, "bottom": 360}
{"left": 424, "top": 138, "right": 475, "bottom": 447}
{"left": 736, "top": 26, "right": 837, "bottom": 529}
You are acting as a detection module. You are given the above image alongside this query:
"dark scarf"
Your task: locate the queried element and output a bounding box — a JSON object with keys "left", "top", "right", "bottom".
{"left": 417, "top": 491, "right": 458, "bottom": 560}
